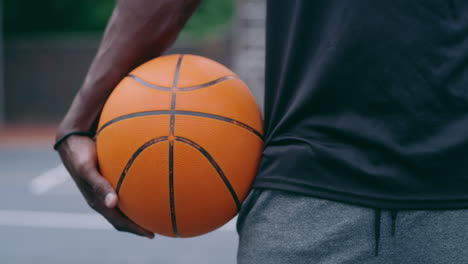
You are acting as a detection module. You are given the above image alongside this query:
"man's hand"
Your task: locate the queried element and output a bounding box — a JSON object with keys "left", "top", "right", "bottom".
{"left": 57, "top": 135, "right": 154, "bottom": 239}
{"left": 56, "top": 0, "right": 201, "bottom": 238}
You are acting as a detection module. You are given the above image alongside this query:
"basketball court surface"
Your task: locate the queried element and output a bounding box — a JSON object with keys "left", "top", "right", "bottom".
{"left": 0, "top": 129, "right": 238, "bottom": 264}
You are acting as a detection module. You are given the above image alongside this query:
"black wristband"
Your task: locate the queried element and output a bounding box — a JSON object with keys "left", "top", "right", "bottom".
{"left": 53, "top": 131, "right": 95, "bottom": 151}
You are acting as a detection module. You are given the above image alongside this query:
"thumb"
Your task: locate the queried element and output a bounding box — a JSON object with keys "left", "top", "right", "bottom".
{"left": 104, "top": 192, "right": 118, "bottom": 208}
{"left": 82, "top": 165, "right": 119, "bottom": 208}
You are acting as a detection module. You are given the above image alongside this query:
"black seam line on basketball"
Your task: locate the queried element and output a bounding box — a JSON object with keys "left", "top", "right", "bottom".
{"left": 178, "top": 76, "right": 238, "bottom": 91}
{"left": 127, "top": 75, "right": 172, "bottom": 91}
{"left": 175, "top": 136, "right": 242, "bottom": 212}
{"left": 97, "top": 110, "right": 263, "bottom": 139}
{"left": 168, "top": 55, "right": 183, "bottom": 238}
{"left": 115, "top": 136, "right": 169, "bottom": 194}
{"left": 173, "top": 55, "right": 183, "bottom": 89}
{"left": 126, "top": 74, "right": 239, "bottom": 92}
{"left": 170, "top": 55, "right": 183, "bottom": 136}
{"left": 168, "top": 140, "right": 179, "bottom": 237}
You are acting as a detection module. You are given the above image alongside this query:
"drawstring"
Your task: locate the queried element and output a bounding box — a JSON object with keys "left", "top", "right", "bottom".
{"left": 374, "top": 209, "right": 382, "bottom": 256}
{"left": 374, "top": 209, "right": 399, "bottom": 257}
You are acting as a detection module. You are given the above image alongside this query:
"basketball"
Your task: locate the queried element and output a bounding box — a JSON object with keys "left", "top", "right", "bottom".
{"left": 96, "top": 54, "right": 263, "bottom": 237}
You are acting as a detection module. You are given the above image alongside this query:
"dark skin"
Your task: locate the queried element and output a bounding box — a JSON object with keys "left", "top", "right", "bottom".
{"left": 56, "top": 0, "right": 203, "bottom": 238}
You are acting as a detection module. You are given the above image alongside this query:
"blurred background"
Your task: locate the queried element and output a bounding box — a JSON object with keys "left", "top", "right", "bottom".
{"left": 0, "top": 0, "right": 265, "bottom": 263}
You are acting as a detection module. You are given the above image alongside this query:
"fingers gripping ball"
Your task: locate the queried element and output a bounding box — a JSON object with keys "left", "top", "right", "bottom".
{"left": 96, "top": 54, "right": 263, "bottom": 237}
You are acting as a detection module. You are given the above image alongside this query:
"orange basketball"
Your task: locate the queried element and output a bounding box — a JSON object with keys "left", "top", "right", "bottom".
{"left": 96, "top": 54, "right": 263, "bottom": 237}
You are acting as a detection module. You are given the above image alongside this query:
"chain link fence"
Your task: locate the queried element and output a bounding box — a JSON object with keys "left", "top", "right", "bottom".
{"left": 233, "top": 0, "right": 266, "bottom": 112}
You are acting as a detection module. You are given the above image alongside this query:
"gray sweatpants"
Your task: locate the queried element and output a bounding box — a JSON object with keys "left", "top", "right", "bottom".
{"left": 237, "top": 189, "right": 468, "bottom": 264}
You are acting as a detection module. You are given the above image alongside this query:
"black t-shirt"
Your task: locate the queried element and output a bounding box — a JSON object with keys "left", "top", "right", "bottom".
{"left": 254, "top": 0, "right": 468, "bottom": 209}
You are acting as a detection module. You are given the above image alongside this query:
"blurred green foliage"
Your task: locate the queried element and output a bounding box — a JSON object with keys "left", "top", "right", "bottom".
{"left": 183, "top": 0, "right": 234, "bottom": 39}
{"left": 5, "top": 0, "right": 234, "bottom": 39}
{"left": 5, "top": 0, "right": 115, "bottom": 34}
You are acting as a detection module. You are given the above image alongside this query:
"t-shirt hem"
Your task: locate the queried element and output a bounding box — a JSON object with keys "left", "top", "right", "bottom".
{"left": 253, "top": 178, "right": 468, "bottom": 210}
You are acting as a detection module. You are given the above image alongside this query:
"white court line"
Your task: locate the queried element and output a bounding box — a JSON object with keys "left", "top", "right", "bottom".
{"left": 0, "top": 210, "right": 237, "bottom": 232}
{"left": 29, "top": 165, "right": 70, "bottom": 195}
{"left": 0, "top": 210, "right": 111, "bottom": 230}
{"left": 26, "top": 166, "right": 237, "bottom": 232}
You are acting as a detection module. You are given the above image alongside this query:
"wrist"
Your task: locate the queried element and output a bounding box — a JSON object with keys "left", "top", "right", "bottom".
{"left": 56, "top": 120, "right": 91, "bottom": 140}
{"left": 53, "top": 130, "right": 95, "bottom": 151}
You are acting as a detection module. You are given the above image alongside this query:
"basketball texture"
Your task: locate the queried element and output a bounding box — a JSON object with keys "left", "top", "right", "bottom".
{"left": 96, "top": 54, "right": 263, "bottom": 237}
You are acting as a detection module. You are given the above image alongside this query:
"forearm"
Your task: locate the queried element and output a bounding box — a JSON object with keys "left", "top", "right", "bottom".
{"left": 57, "top": 0, "right": 202, "bottom": 138}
